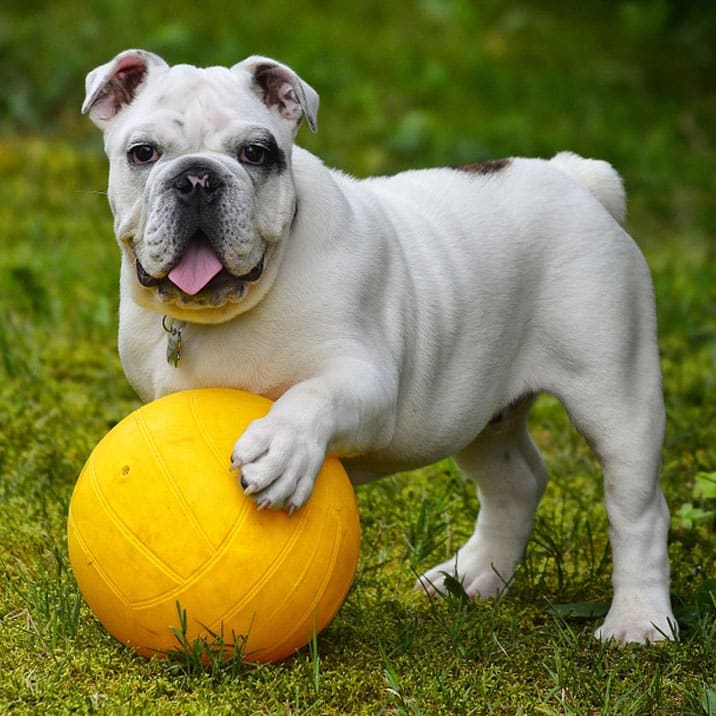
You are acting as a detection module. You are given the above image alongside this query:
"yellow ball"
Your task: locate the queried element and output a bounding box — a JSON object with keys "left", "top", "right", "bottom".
{"left": 67, "top": 388, "right": 360, "bottom": 663}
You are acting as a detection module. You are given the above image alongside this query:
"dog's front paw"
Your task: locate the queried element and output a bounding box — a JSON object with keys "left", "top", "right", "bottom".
{"left": 230, "top": 417, "right": 325, "bottom": 514}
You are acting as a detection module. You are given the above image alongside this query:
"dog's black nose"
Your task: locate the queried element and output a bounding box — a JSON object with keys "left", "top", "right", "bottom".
{"left": 172, "top": 167, "right": 224, "bottom": 206}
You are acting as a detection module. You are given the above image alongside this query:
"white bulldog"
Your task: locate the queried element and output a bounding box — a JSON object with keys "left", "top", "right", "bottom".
{"left": 83, "top": 50, "right": 676, "bottom": 644}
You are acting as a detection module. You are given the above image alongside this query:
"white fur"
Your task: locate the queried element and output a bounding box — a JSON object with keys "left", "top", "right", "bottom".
{"left": 85, "top": 51, "right": 677, "bottom": 644}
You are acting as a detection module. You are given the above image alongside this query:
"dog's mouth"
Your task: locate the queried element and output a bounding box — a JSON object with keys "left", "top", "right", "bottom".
{"left": 135, "top": 233, "right": 265, "bottom": 307}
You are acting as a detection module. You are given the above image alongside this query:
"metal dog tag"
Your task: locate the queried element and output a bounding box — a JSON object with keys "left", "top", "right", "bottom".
{"left": 162, "top": 316, "right": 186, "bottom": 367}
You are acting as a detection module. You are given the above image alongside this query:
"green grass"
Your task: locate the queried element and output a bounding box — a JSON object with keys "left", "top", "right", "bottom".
{"left": 1, "top": 1, "right": 716, "bottom": 713}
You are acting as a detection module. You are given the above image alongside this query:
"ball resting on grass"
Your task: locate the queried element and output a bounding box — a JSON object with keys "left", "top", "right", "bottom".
{"left": 67, "top": 388, "right": 361, "bottom": 663}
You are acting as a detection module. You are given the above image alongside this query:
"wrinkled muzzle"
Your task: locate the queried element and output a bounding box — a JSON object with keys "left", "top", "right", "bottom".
{"left": 133, "top": 157, "right": 266, "bottom": 308}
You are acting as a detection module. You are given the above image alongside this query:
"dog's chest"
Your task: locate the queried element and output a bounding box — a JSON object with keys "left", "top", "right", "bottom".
{"left": 118, "top": 309, "right": 302, "bottom": 403}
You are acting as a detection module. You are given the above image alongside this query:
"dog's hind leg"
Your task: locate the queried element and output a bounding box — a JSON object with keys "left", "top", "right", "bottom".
{"left": 557, "top": 359, "right": 676, "bottom": 643}
{"left": 416, "top": 396, "right": 547, "bottom": 598}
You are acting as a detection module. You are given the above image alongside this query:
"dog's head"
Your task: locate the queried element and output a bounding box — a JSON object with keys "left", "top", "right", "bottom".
{"left": 83, "top": 50, "right": 318, "bottom": 323}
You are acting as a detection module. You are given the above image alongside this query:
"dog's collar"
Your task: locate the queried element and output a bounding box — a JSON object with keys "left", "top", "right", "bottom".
{"left": 162, "top": 315, "right": 187, "bottom": 367}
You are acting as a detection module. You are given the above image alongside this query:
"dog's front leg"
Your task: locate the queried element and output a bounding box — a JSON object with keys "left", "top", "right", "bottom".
{"left": 230, "top": 358, "right": 396, "bottom": 513}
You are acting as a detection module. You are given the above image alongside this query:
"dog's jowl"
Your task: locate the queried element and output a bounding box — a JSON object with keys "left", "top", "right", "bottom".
{"left": 83, "top": 50, "right": 676, "bottom": 644}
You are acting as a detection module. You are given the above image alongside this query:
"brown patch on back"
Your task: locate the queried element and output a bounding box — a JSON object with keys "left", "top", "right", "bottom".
{"left": 453, "top": 158, "right": 511, "bottom": 175}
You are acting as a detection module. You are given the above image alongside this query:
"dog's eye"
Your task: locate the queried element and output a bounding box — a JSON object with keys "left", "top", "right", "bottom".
{"left": 128, "top": 144, "right": 160, "bottom": 166}
{"left": 238, "top": 144, "right": 268, "bottom": 166}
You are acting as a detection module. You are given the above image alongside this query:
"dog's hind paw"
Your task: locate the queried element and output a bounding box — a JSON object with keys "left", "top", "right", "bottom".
{"left": 595, "top": 596, "right": 678, "bottom": 644}
{"left": 415, "top": 555, "right": 509, "bottom": 600}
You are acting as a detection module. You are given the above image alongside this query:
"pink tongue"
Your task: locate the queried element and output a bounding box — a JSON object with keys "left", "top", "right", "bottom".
{"left": 168, "top": 243, "right": 223, "bottom": 295}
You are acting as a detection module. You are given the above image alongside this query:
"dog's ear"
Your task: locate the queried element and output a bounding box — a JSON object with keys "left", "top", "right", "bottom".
{"left": 233, "top": 56, "right": 319, "bottom": 134}
{"left": 82, "top": 49, "right": 168, "bottom": 127}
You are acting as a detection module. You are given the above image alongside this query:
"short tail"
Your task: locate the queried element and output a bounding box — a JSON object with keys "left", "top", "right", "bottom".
{"left": 550, "top": 151, "right": 626, "bottom": 226}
